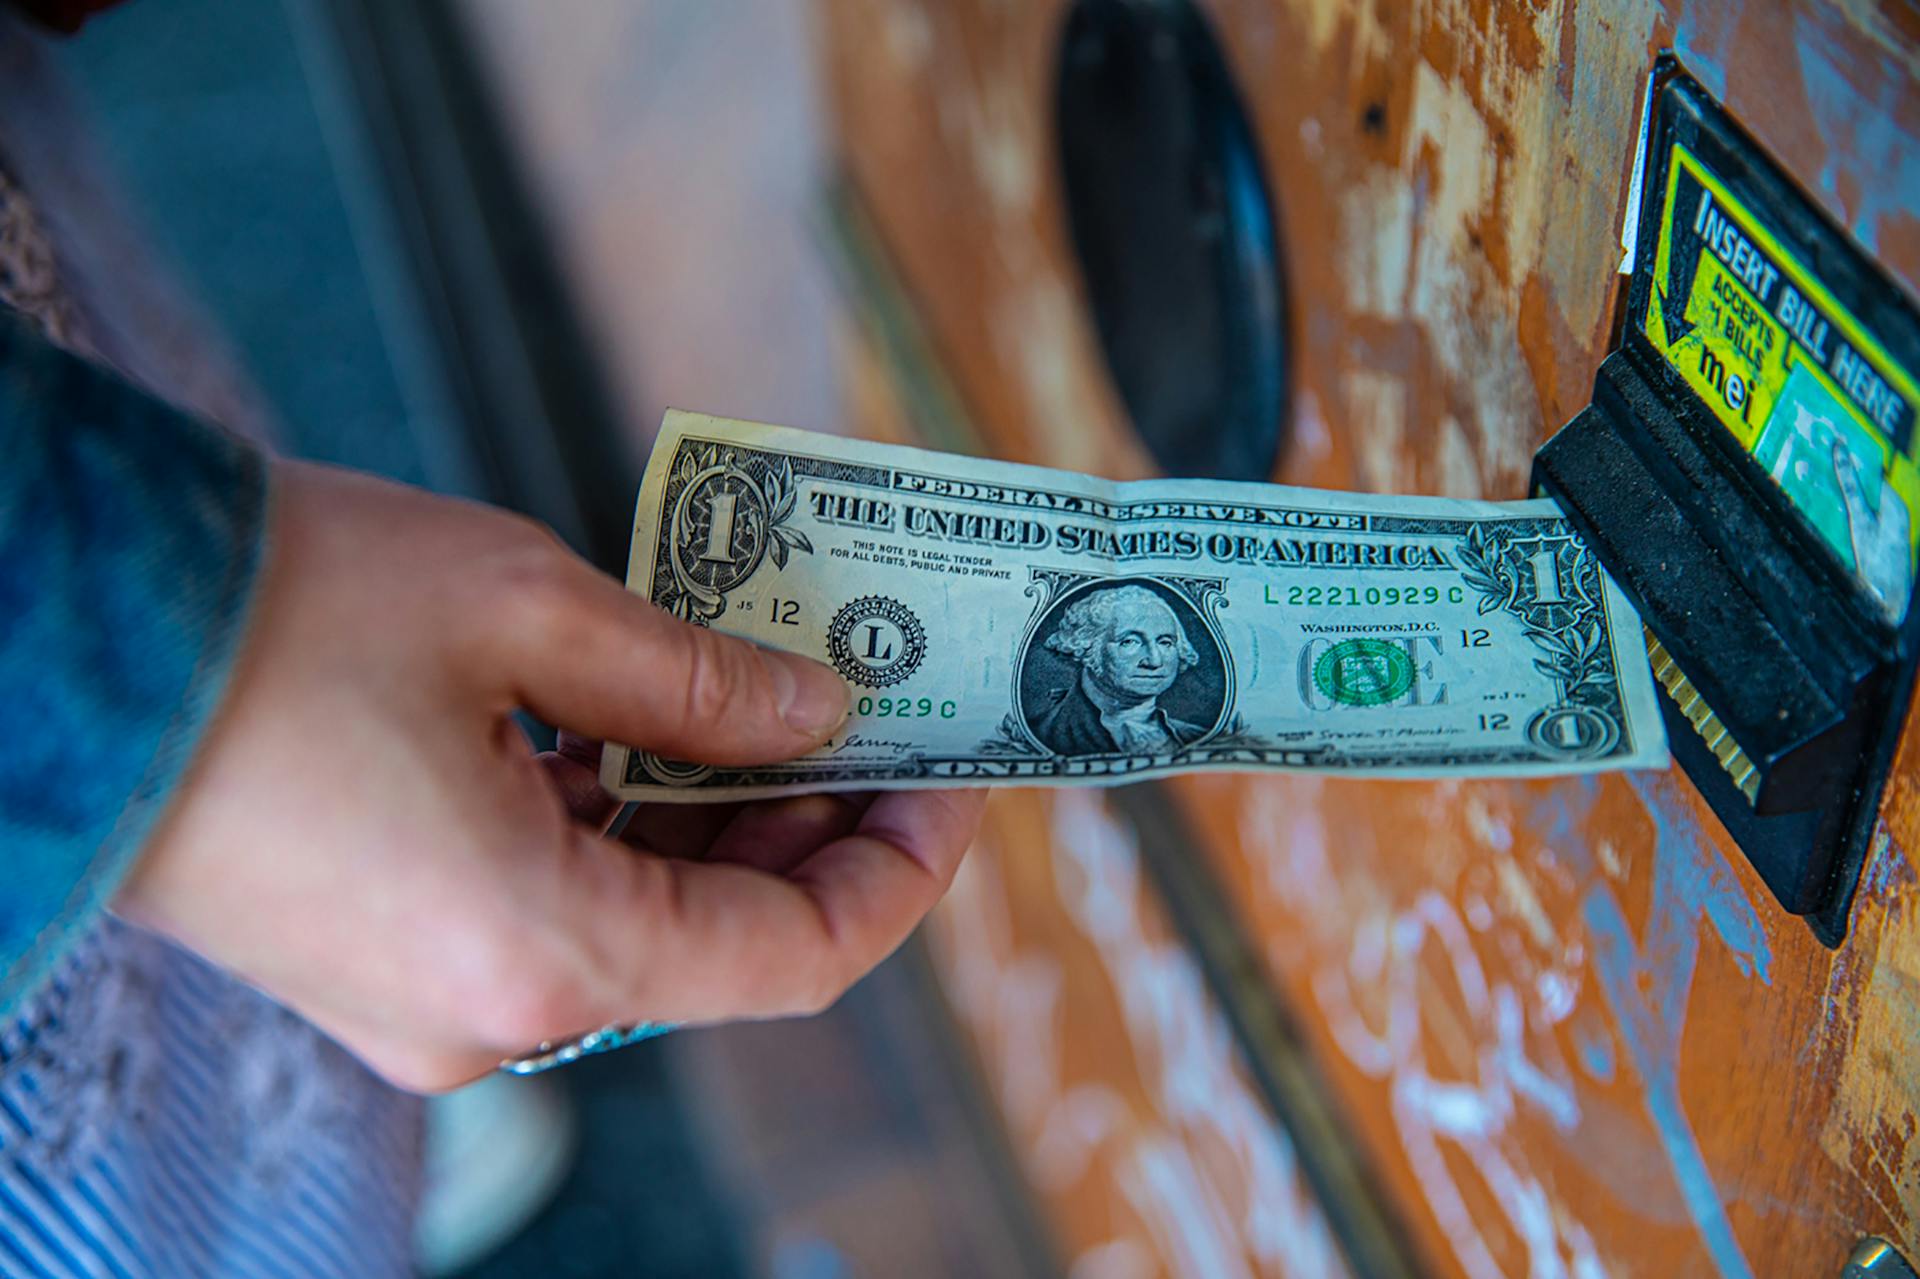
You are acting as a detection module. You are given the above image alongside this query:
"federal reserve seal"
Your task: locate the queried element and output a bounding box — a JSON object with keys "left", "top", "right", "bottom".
{"left": 1313, "top": 637, "right": 1414, "bottom": 707}
{"left": 828, "top": 596, "right": 926, "bottom": 688}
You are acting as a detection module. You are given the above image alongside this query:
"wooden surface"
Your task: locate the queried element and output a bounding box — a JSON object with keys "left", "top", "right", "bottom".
{"left": 819, "top": 1, "right": 1920, "bottom": 1276}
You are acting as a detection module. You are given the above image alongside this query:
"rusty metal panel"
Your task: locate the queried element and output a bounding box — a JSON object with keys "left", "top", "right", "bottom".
{"left": 821, "top": 2, "right": 1920, "bottom": 1274}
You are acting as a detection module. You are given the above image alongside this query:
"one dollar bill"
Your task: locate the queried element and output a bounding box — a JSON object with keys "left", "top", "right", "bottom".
{"left": 603, "top": 412, "right": 1668, "bottom": 800}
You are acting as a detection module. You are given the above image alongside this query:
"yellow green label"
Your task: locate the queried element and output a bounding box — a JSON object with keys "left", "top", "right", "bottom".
{"left": 1644, "top": 142, "right": 1919, "bottom": 620}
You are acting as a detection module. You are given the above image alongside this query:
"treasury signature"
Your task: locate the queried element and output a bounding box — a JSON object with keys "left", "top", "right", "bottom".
{"left": 827, "top": 732, "right": 919, "bottom": 756}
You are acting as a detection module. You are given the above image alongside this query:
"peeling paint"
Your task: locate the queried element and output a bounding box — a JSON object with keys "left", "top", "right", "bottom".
{"left": 1791, "top": 10, "right": 1920, "bottom": 263}
{"left": 1819, "top": 830, "right": 1920, "bottom": 1244}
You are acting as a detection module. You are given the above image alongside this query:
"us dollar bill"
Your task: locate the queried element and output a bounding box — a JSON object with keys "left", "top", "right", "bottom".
{"left": 603, "top": 412, "right": 1668, "bottom": 800}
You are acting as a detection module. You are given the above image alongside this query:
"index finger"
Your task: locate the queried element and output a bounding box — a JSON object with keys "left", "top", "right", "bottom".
{"left": 572, "top": 788, "right": 986, "bottom": 1025}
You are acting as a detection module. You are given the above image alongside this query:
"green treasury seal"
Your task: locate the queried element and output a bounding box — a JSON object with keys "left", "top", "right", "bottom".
{"left": 1314, "top": 638, "right": 1414, "bottom": 707}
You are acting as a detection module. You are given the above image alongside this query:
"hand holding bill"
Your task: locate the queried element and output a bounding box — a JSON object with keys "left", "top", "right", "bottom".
{"left": 114, "top": 460, "right": 983, "bottom": 1090}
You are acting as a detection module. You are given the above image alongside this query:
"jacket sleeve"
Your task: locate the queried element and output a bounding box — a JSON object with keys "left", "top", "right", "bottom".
{"left": 0, "top": 307, "right": 268, "bottom": 1014}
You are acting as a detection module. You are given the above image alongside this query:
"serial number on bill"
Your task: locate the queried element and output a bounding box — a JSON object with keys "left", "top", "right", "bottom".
{"left": 1265, "top": 582, "right": 1469, "bottom": 607}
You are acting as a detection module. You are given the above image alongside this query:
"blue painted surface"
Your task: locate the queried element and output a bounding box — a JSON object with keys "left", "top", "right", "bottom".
{"left": 1529, "top": 772, "right": 1774, "bottom": 1277}
{"left": 1572, "top": 1015, "right": 1618, "bottom": 1085}
{"left": 1790, "top": 11, "right": 1920, "bottom": 260}
{"left": 1584, "top": 882, "right": 1755, "bottom": 1279}
{"left": 1630, "top": 773, "right": 1773, "bottom": 990}
{"left": 1670, "top": 4, "right": 1920, "bottom": 262}
{"left": 1670, "top": 7, "right": 1735, "bottom": 106}
{"left": 1599, "top": 773, "right": 1771, "bottom": 1278}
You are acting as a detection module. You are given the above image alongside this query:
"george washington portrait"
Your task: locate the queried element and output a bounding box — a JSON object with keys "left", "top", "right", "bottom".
{"left": 1018, "top": 580, "right": 1225, "bottom": 757}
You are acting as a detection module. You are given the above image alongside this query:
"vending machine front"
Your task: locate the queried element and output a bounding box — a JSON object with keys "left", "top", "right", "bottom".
{"left": 819, "top": 2, "right": 1920, "bottom": 1276}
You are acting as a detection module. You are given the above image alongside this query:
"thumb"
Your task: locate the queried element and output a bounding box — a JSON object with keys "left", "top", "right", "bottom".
{"left": 501, "top": 560, "right": 848, "bottom": 766}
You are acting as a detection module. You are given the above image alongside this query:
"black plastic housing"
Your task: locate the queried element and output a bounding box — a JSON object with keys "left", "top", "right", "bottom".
{"left": 1533, "top": 63, "right": 1918, "bottom": 944}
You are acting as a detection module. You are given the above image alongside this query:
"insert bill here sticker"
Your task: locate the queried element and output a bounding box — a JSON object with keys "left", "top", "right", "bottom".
{"left": 1643, "top": 140, "right": 1920, "bottom": 620}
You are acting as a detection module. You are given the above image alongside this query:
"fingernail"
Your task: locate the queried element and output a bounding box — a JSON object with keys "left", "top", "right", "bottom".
{"left": 767, "top": 649, "right": 849, "bottom": 736}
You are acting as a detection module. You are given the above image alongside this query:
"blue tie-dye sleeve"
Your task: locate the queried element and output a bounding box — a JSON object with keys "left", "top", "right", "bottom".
{"left": 0, "top": 308, "right": 268, "bottom": 1015}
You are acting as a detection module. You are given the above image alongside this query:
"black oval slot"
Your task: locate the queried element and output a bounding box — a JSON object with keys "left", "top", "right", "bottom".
{"left": 1055, "top": 0, "right": 1290, "bottom": 481}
